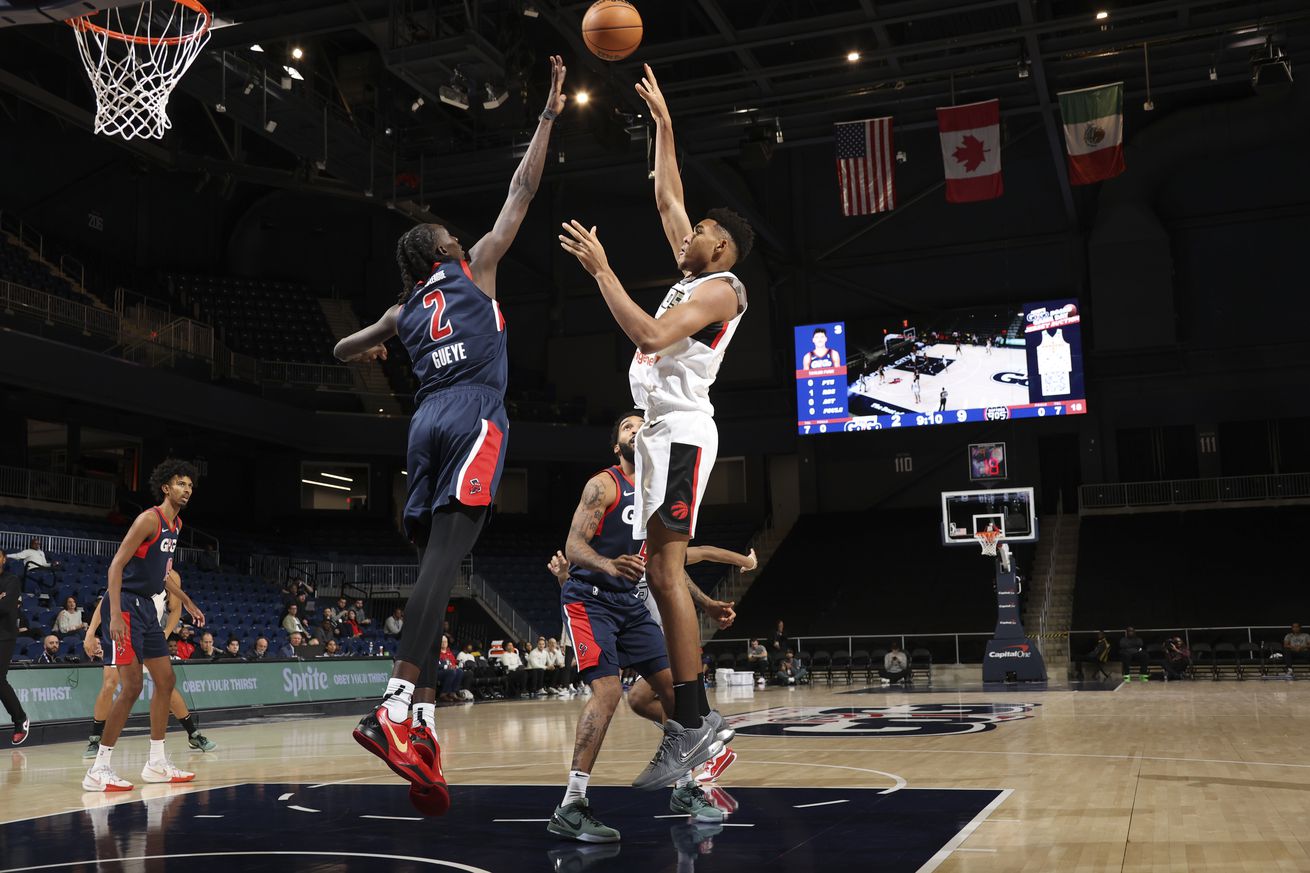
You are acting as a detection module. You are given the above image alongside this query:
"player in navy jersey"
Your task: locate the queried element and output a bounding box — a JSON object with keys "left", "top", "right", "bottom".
{"left": 332, "top": 55, "right": 567, "bottom": 816}
{"left": 560, "top": 64, "right": 755, "bottom": 790}
{"left": 83, "top": 459, "right": 198, "bottom": 793}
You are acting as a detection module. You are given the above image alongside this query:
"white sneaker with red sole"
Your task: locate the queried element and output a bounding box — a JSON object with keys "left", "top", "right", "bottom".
{"left": 82, "top": 766, "right": 134, "bottom": 792}
{"left": 694, "top": 746, "right": 736, "bottom": 783}
{"left": 141, "top": 760, "right": 195, "bottom": 784}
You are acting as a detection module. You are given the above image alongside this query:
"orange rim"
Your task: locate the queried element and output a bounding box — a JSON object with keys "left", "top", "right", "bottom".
{"left": 68, "top": 0, "right": 211, "bottom": 47}
{"left": 976, "top": 531, "right": 1003, "bottom": 542}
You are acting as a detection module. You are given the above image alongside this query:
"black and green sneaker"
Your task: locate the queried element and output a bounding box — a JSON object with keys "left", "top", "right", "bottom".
{"left": 547, "top": 797, "right": 621, "bottom": 843}
{"left": 669, "top": 784, "right": 724, "bottom": 822}
{"left": 83, "top": 736, "right": 100, "bottom": 760}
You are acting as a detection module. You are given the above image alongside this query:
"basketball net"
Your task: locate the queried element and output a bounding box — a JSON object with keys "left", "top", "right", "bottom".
{"left": 976, "top": 529, "right": 1004, "bottom": 556}
{"left": 69, "top": 0, "right": 212, "bottom": 141}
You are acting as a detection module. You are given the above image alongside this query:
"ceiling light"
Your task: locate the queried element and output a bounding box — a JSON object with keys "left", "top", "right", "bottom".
{"left": 291, "top": 46, "right": 304, "bottom": 60}
{"left": 846, "top": 51, "right": 860, "bottom": 62}
{"left": 1142, "top": 99, "right": 1154, "bottom": 111}
{"left": 249, "top": 43, "right": 264, "bottom": 53}
{"left": 282, "top": 65, "right": 304, "bottom": 81}
{"left": 1095, "top": 10, "right": 1109, "bottom": 21}
{"left": 264, "top": 119, "right": 278, "bottom": 133}
{"left": 321, "top": 472, "right": 354, "bottom": 482}
{"left": 1209, "top": 66, "right": 1218, "bottom": 81}
{"left": 301, "top": 478, "right": 349, "bottom": 491}
{"left": 439, "top": 78, "right": 469, "bottom": 110}
{"left": 482, "top": 82, "right": 509, "bottom": 110}
{"left": 243, "top": 81, "right": 255, "bottom": 95}
{"left": 215, "top": 102, "right": 226, "bottom": 113}
{"left": 575, "top": 90, "right": 590, "bottom": 105}
{"left": 400, "top": 470, "right": 408, "bottom": 476}
{"left": 522, "top": 2, "right": 539, "bottom": 17}
{"left": 774, "top": 117, "right": 783, "bottom": 144}
{"left": 411, "top": 96, "right": 425, "bottom": 112}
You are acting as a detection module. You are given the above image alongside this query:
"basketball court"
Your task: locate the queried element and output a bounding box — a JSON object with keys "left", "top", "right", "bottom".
{"left": 850, "top": 342, "right": 1030, "bottom": 416}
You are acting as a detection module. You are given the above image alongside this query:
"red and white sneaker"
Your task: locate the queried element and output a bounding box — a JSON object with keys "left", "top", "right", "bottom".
{"left": 11, "top": 718, "right": 29, "bottom": 746}
{"left": 353, "top": 702, "right": 436, "bottom": 788}
{"left": 141, "top": 759, "right": 195, "bottom": 784}
{"left": 407, "top": 723, "right": 450, "bottom": 816}
{"left": 695, "top": 746, "right": 736, "bottom": 784}
{"left": 83, "top": 766, "right": 134, "bottom": 792}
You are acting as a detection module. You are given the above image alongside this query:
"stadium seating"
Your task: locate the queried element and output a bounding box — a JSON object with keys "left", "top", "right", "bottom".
{"left": 176, "top": 274, "right": 337, "bottom": 364}
{"left": 0, "top": 234, "right": 82, "bottom": 301}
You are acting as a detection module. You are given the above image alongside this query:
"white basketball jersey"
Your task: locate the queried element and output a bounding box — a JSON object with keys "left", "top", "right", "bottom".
{"left": 628, "top": 271, "right": 747, "bottom": 418}
{"left": 1035, "top": 329, "right": 1072, "bottom": 396}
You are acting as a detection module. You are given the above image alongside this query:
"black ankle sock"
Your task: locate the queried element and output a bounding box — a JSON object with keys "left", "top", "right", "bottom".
{"left": 697, "top": 678, "right": 711, "bottom": 718}
{"left": 91, "top": 719, "right": 106, "bottom": 737}
{"left": 673, "top": 682, "right": 702, "bottom": 728}
{"left": 179, "top": 715, "right": 198, "bottom": 736}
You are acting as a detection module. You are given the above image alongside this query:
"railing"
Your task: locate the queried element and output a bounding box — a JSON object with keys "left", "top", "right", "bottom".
{"left": 467, "top": 573, "right": 537, "bottom": 644}
{"left": 0, "top": 466, "right": 115, "bottom": 509}
{"left": 1066, "top": 626, "right": 1296, "bottom": 661}
{"left": 1, "top": 279, "right": 119, "bottom": 338}
{"left": 1081, "top": 473, "right": 1310, "bottom": 512}
{"left": 0, "top": 528, "right": 204, "bottom": 565}
{"left": 258, "top": 360, "right": 357, "bottom": 390}
{"left": 703, "top": 632, "right": 994, "bottom": 666}
{"left": 1036, "top": 496, "right": 1065, "bottom": 644}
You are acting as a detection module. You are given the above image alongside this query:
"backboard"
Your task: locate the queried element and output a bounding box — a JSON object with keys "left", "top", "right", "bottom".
{"left": 941, "top": 486, "right": 1037, "bottom": 545}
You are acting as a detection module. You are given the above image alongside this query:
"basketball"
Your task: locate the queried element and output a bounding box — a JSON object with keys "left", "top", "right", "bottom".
{"left": 582, "top": 0, "right": 642, "bottom": 62}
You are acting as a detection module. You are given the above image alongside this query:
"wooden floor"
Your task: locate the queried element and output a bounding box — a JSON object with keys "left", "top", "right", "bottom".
{"left": 3, "top": 679, "right": 1310, "bottom": 872}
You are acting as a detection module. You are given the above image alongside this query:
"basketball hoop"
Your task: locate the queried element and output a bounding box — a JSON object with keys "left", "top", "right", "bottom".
{"left": 975, "top": 529, "right": 1004, "bottom": 557}
{"left": 69, "top": 0, "right": 213, "bottom": 141}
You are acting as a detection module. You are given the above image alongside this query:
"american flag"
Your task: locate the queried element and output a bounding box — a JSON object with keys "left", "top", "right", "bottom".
{"left": 835, "top": 117, "right": 896, "bottom": 216}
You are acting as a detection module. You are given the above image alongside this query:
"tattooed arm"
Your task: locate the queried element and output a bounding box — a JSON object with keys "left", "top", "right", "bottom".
{"left": 564, "top": 472, "right": 645, "bottom": 582}
{"left": 684, "top": 571, "right": 736, "bottom": 629}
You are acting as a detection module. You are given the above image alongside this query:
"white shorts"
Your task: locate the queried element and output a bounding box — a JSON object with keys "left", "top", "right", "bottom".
{"left": 635, "top": 579, "right": 663, "bottom": 629}
{"left": 634, "top": 410, "right": 718, "bottom": 540}
{"left": 152, "top": 591, "right": 167, "bottom": 625}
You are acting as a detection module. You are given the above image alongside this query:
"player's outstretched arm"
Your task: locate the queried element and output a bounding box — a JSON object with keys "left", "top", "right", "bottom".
{"left": 334, "top": 305, "right": 400, "bottom": 362}
{"left": 564, "top": 473, "right": 645, "bottom": 582}
{"left": 469, "top": 55, "right": 566, "bottom": 296}
{"left": 686, "top": 546, "right": 757, "bottom": 571}
{"left": 634, "top": 64, "right": 692, "bottom": 264}
{"left": 559, "top": 221, "right": 738, "bottom": 354}
{"left": 683, "top": 572, "right": 736, "bottom": 629}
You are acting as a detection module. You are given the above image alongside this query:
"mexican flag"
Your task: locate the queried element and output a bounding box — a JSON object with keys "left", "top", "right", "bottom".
{"left": 1057, "top": 83, "right": 1125, "bottom": 185}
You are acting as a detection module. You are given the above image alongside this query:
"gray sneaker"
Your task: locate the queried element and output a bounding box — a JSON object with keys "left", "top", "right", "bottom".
{"left": 632, "top": 719, "right": 722, "bottom": 791}
{"left": 670, "top": 783, "right": 724, "bottom": 822}
{"left": 83, "top": 736, "right": 101, "bottom": 760}
{"left": 547, "top": 798, "right": 621, "bottom": 843}
{"left": 705, "top": 710, "right": 734, "bottom": 746}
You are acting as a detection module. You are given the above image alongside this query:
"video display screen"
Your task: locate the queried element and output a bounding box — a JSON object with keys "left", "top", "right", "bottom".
{"left": 794, "top": 299, "right": 1087, "bottom": 435}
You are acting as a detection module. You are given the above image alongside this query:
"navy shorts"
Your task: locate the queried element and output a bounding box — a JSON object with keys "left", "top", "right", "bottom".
{"left": 404, "top": 385, "right": 508, "bottom": 541}
{"left": 102, "top": 591, "right": 168, "bottom": 665}
{"left": 561, "top": 579, "right": 669, "bottom": 683}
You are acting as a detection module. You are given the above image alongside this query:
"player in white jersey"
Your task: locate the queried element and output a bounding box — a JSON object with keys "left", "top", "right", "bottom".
{"left": 559, "top": 63, "right": 755, "bottom": 790}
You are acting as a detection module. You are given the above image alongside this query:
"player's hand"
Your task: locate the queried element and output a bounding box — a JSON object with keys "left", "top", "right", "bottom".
{"left": 544, "top": 54, "right": 567, "bottom": 116}
{"left": 559, "top": 221, "right": 611, "bottom": 277}
{"left": 109, "top": 613, "right": 127, "bottom": 643}
{"left": 82, "top": 635, "right": 96, "bottom": 657}
{"left": 739, "top": 549, "right": 758, "bottom": 572}
{"left": 634, "top": 64, "right": 671, "bottom": 124}
{"left": 547, "top": 550, "right": 570, "bottom": 586}
{"left": 706, "top": 600, "right": 736, "bottom": 629}
{"left": 188, "top": 605, "right": 206, "bottom": 628}
{"left": 345, "top": 343, "right": 388, "bottom": 363}
{"left": 609, "top": 554, "right": 646, "bottom": 582}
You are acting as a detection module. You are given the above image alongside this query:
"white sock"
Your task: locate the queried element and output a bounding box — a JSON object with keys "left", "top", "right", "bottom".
{"left": 382, "top": 679, "right": 415, "bottom": 722}
{"left": 675, "top": 771, "right": 696, "bottom": 789}
{"left": 94, "top": 743, "right": 114, "bottom": 770}
{"left": 149, "top": 738, "right": 166, "bottom": 764}
{"left": 562, "top": 769, "right": 590, "bottom": 805}
{"left": 412, "top": 702, "right": 437, "bottom": 732}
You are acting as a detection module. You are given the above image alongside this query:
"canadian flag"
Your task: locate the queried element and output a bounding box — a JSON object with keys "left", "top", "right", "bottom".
{"left": 937, "top": 99, "right": 1003, "bottom": 203}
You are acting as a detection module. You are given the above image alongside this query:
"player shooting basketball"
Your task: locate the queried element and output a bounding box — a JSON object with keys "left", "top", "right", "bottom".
{"left": 559, "top": 63, "right": 755, "bottom": 790}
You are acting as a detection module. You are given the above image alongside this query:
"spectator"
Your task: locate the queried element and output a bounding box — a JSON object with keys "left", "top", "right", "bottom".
{"left": 321, "top": 639, "right": 342, "bottom": 657}
{"left": 524, "top": 636, "right": 555, "bottom": 696}
{"left": 341, "top": 610, "right": 364, "bottom": 638}
{"left": 189, "top": 632, "right": 218, "bottom": 662}
{"left": 1119, "top": 626, "right": 1149, "bottom": 681}
{"left": 1162, "top": 636, "right": 1191, "bottom": 681}
{"left": 384, "top": 608, "right": 405, "bottom": 638}
{"left": 775, "top": 650, "right": 808, "bottom": 685}
{"left": 282, "top": 604, "right": 308, "bottom": 636}
{"left": 701, "top": 646, "right": 715, "bottom": 678}
{"left": 546, "top": 638, "right": 573, "bottom": 693}
{"left": 880, "top": 643, "right": 910, "bottom": 686}
{"left": 1076, "top": 631, "right": 1112, "bottom": 681}
{"left": 0, "top": 548, "right": 31, "bottom": 744}
{"left": 250, "top": 637, "right": 270, "bottom": 660}
{"left": 279, "top": 632, "right": 304, "bottom": 658}
{"left": 36, "top": 634, "right": 61, "bottom": 664}
{"left": 54, "top": 596, "right": 88, "bottom": 636}
{"left": 167, "top": 638, "right": 182, "bottom": 661}
{"left": 216, "top": 638, "right": 241, "bottom": 660}
{"left": 318, "top": 607, "right": 340, "bottom": 641}
{"left": 500, "top": 642, "right": 526, "bottom": 697}
{"left": 746, "top": 639, "right": 769, "bottom": 673}
{"left": 8, "top": 538, "right": 60, "bottom": 579}
{"left": 175, "top": 625, "right": 196, "bottom": 660}
{"left": 1282, "top": 622, "right": 1309, "bottom": 677}
{"left": 200, "top": 543, "right": 220, "bottom": 572}
{"left": 352, "top": 599, "right": 372, "bottom": 626}
{"left": 334, "top": 596, "right": 350, "bottom": 617}
{"left": 769, "top": 620, "right": 789, "bottom": 656}
{"left": 436, "top": 634, "right": 472, "bottom": 701}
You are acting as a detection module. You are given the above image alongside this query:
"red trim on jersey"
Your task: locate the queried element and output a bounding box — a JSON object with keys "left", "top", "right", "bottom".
{"left": 458, "top": 260, "right": 474, "bottom": 281}
{"left": 493, "top": 299, "right": 505, "bottom": 332}
{"left": 708, "top": 321, "right": 730, "bottom": 350}
{"left": 564, "top": 602, "right": 600, "bottom": 671}
{"left": 458, "top": 420, "right": 503, "bottom": 507}
{"left": 111, "top": 610, "right": 135, "bottom": 666}
{"left": 135, "top": 510, "right": 164, "bottom": 559}
{"left": 593, "top": 468, "right": 623, "bottom": 537}
{"left": 615, "top": 466, "right": 634, "bottom": 487}
{"left": 688, "top": 447, "right": 704, "bottom": 533}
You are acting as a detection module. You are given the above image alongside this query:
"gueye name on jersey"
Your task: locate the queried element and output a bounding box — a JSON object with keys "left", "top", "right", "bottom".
{"left": 430, "top": 341, "right": 468, "bottom": 369}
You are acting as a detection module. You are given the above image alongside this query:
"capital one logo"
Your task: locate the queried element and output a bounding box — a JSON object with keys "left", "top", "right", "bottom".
{"left": 724, "top": 704, "right": 1038, "bottom": 737}
{"left": 988, "top": 644, "right": 1033, "bottom": 659}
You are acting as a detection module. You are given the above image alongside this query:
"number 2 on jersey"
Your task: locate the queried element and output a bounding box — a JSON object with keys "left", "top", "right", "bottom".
{"left": 423, "top": 289, "right": 454, "bottom": 341}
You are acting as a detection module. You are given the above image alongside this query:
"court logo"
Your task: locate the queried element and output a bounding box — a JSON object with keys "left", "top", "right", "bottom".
{"left": 724, "top": 704, "right": 1038, "bottom": 737}
{"left": 993, "top": 372, "right": 1029, "bottom": 387}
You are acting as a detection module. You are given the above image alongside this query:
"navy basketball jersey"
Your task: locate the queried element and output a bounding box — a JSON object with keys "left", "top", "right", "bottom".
{"left": 396, "top": 258, "right": 508, "bottom": 403}
{"left": 808, "top": 348, "right": 834, "bottom": 367}
{"left": 571, "top": 466, "right": 644, "bottom": 593}
{"left": 121, "top": 507, "right": 181, "bottom": 598}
